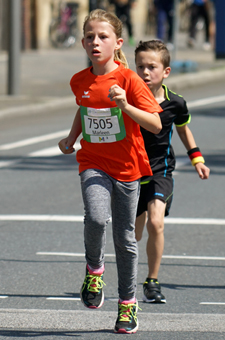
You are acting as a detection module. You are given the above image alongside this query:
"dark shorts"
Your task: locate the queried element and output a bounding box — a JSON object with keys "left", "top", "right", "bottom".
{"left": 137, "top": 175, "right": 174, "bottom": 217}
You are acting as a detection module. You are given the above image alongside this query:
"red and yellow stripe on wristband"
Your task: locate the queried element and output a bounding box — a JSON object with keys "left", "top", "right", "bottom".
{"left": 187, "top": 147, "right": 205, "bottom": 166}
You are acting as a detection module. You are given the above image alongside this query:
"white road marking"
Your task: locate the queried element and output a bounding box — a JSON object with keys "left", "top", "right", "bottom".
{"left": 46, "top": 297, "right": 80, "bottom": 301}
{"left": 2, "top": 93, "right": 222, "bottom": 169}
{"left": 28, "top": 146, "right": 63, "bottom": 157}
{"left": 36, "top": 252, "right": 115, "bottom": 257}
{"left": 28, "top": 143, "right": 81, "bottom": 157}
{"left": 0, "top": 142, "right": 81, "bottom": 168}
{"left": 35, "top": 252, "right": 225, "bottom": 261}
{"left": 188, "top": 95, "right": 225, "bottom": 108}
{"left": 165, "top": 217, "right": 225, "bottom": 225}
{"left": 0, "top": 130, "right": 70, "bottom": 150}
{"left": 46, "top": 297, "right": 225, "bottom": 305}
{"left": 1, "top": 94, "right": 225, "bottom": 152}
{"left": 0, "top": 215, "right": 225, "bottom": 225}
{"left": 200, "top": 302, "right": 225, "bottom": 305}
{"left": 0, "top": 215, "right": 84, "bottom": 221}
{"left": 162, "top": 255, "right": 225, "bottom": 261}
{"left": 46, "top": 297, "right": 118, "bottom": 302}
{"left": 0, "top": 296, "right": 8, "bottom": 299}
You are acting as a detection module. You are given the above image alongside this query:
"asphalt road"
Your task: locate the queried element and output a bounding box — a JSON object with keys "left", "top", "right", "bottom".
{"left": 0, "top": 80, "right": 225, "bottom": 339}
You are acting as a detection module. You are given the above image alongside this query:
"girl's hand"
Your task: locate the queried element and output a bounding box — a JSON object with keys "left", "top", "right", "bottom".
{"left": 108, "top": 84, "right": 128, "bottom": 111}
{"left": 58, "top": 137, "right": 75, "bottom": 154}
{"left": 195, "top": 162, "right": 210, "bottom": 179}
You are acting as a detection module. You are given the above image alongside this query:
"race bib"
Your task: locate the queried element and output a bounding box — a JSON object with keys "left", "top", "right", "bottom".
{"left": 80, "top": 106, "right": 126, "bottom": 143}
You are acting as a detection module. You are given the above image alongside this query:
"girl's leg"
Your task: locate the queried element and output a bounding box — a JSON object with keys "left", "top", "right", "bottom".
{"left": 80, "top": 169, "right": 112, "bottom": 269}
{"left": 111, "top": 179, "right": 140, "bottom": 301}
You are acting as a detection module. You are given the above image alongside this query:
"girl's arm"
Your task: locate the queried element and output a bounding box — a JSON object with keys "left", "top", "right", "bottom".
{"left": 176, "top": 124, "right": 210, "bottom": 179}
{"left": 109, "top": 84, "right": 162, "bottom": 134}
{"left": 58, "top": 108, "right": 82, "bottom": 154}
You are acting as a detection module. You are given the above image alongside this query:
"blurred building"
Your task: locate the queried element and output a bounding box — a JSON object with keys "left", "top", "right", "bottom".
{"left": 0, "top": 0, "right": 150, "bottom": 51}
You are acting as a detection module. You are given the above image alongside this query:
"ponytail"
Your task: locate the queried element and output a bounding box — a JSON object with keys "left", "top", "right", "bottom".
{"left": 115, "top": 49, "right": 129, "bottom": 68}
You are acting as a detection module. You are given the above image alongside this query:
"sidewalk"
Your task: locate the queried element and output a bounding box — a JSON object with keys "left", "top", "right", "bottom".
{"left": 1, "top": 32, "right": 225, "bottom": 118}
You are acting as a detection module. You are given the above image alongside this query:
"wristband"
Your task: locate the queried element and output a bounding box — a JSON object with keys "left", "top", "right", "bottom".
{"left": 187, "top": 147, "right": 205, "bottom": 166}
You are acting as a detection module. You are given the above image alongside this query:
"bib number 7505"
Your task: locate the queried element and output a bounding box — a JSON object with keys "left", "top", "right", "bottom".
{"left": 88, "top": 117, "right": 113, "bottom": 130}
{"left": 84, "top": 115, "right": 120, "bottom": 135}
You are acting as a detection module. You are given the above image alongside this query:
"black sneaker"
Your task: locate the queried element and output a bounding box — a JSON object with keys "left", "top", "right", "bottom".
{"left": 114, "top": 299, "right": 139, "bottom": 334}
{"left": 143, "top": 278, "right": 166, "bottom": 303}
{"left": 80, "top": 266, "right": 105, "bottom": 309}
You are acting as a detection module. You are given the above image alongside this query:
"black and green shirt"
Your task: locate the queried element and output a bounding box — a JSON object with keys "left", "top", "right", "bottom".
{"left": 141, "top": 84, "right": 191, "bottom": 176}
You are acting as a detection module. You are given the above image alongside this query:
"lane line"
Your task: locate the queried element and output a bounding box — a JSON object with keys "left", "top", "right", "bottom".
{"left": 35, "top": 252, "right": 225, "bottom": 261}
{"left": 0, "top": 309, "right": 224, "bottom": 331}
{"left": 0, "top": 130, "right": 69, "bottom": 150}
{"left": 0, "top": 143, "right": 81, "bottom": 168}
{"left": 188, "top": 95, "right": 225, "bottom": 108}
{"left": 0, "top": 96, "right": 75, "bottom": 119}
{"left": 200, "top": 302, "right": 225, "bottom": 305}
{"left": 46, "top": 297, "right": 118, "bottom": 302}
{"left": 47, "top": 297, "right": 80, "bottom": 301}
{"left": 162, "top": 255, "right": 225, "bottom": 261}
{"left": 165, "top": 217, "right": 225, "bottom": 225}
{"left": 36, "top": 252, "right": 115, "bottom": 257}
{"left": 28, "top": 143, "right": 81, "bottom": 157}
{"left": 0, "top": 215, "right": 84, "bottom": 222}
{"left": 0, "top": 215, "right": 225, "bottom": 225}
{"left": 46, "top": 297, "right": 225, "bottom": 305}
{"left": 1, "top": 94, "right": 225, "bottom": 152}
{"left": 0, "top": 296, "right": 8, "bottom": 299}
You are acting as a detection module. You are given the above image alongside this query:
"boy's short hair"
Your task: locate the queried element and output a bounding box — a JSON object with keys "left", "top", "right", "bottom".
{"left": 135, "top": 40, "right": 170, "bottom": 69}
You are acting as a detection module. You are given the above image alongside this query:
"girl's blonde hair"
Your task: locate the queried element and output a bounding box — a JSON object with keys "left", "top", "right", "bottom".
{"left": 83, "top": 9, "right": 128, "bottom": 68}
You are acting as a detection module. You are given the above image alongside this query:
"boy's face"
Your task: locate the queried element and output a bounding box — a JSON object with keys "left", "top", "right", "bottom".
{"left": 136, "top": 50, "right": 170, "bottom": 90}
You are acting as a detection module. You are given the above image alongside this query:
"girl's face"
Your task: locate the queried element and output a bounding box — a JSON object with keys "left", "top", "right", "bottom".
{"left": 136, "top": 50, "right": 170, "bottom": 89}
{"left": 82, "top": 20, "right": 123, "bottom": 66}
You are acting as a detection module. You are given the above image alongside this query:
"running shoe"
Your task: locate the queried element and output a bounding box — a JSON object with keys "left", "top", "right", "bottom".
{"left": 114, "top": 299, "right": 139, "bottom": 334}
{"left": 143, "top": 278, "right": 166, "bottom": 303}
{"left": 80, "top": 266, "right": 105, "bottom": 309}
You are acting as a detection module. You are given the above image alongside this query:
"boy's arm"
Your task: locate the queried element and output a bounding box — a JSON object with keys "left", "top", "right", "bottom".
{"left": 58, "top": 108, "right": 82, "bottom": 154}
{"left": 176, "top": 124, "right": 210, "bottom": 179}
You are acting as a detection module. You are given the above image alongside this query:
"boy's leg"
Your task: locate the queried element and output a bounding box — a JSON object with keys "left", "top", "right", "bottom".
{"left": 146, "top": 199, "right": 166, "bottom": 279}
{"left": 142, "top": 176, "right": 173, "bottom": 303}
{"left": 111, "top": 178, "right": 140, "bottom": 301}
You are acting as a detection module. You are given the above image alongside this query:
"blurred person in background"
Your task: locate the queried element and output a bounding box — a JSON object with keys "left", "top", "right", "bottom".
{"left": 109, "top": 0, "right": 136, "bottom": 45}
{"left": 153, "top": 0, "right": 175, "bottom": 50}
{"left": 187, "top": 0, "right": 211, "bottom": 50}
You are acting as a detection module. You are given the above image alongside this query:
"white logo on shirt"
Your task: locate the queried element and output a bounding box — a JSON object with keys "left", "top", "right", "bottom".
{"left": 82, "top": 91, "right": 90, "bottom": 98}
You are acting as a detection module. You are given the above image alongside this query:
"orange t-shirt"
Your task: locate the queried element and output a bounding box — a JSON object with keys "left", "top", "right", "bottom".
{"left": 70, "top": 62, "right": 162, "bottom": 182}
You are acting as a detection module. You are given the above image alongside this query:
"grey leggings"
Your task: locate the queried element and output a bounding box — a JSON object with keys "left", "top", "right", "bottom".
{"left": 80, "top": 168, "right": 140, "bottom": 300}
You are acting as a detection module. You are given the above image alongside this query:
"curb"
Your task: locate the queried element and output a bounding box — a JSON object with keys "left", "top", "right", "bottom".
{"left": 165, "top": 67, "right": 225, "bottom": 92}
{"left": 0, "top": 96, "right": 75, "bottom": 119}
